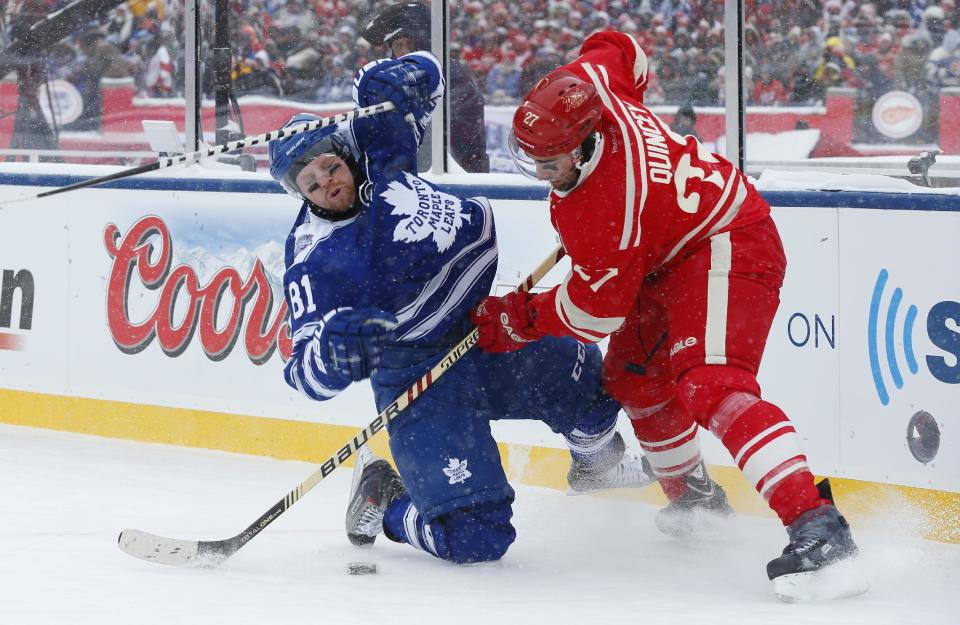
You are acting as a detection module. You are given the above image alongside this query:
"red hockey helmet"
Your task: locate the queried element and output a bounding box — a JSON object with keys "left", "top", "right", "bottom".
{"left": 511, "top": 70, "right": 602, "bottom": 158}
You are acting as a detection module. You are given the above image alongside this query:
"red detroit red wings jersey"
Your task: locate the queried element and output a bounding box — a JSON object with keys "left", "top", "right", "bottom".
{"left": 530, "top": 32, "right": 771, "bottom": 343}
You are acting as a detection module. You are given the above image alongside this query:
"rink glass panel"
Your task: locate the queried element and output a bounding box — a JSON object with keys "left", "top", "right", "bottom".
{"left": 3, "top": 3, "right": 954, "bottom": 174}
{"left": 0, "top": 2, "right": 188, "bottom": 166}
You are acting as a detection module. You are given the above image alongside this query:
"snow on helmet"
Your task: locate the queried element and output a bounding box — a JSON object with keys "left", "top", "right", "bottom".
{"left": 510, "top": 70, "right": 602, "bottom": 159}
{"left": 269, "top": 114, "right": 362, "bottom": 204}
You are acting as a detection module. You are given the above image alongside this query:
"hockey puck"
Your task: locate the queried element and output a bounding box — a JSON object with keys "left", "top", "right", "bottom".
{"left": 347, "top": 562, "right": 377, "bottom": 575}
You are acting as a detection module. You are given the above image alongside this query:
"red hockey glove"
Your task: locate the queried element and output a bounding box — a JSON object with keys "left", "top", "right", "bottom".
{"left": 470, "top": 292, "right": 544, "bottom": 353}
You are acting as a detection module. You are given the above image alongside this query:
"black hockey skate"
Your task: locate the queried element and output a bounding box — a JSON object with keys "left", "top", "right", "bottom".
{"left": 654, "top": 461, "right": 734, "bottom": 539}
{"left": 567, "top": 432, "right": 656, "bottom": 495}
{"left": 345, "top": 446, "right": 407, "bottom": 547}
{"left": 767, "top": 479, "right": 868, "bottom": 602}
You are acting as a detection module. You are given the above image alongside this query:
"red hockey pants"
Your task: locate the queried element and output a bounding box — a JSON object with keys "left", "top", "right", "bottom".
{"left": 603, "top": 217, "right": 824, "bottom": 525}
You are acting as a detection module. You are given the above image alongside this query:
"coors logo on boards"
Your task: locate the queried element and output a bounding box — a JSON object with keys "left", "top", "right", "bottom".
{"left": 104, "top": 216, "right": 292, "bottom": 363}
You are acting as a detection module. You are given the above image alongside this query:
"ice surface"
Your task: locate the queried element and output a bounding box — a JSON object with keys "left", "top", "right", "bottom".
{"left": 0, "top": 423, "right": 956, "bottom": 625}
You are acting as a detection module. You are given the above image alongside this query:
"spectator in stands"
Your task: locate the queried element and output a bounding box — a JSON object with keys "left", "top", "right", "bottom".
{"left": 945, "top": 0, "right": 960, "bottom": 30}
{"left": 519, "top": 45, "right": 564, "bottom": 100}
{"left": 341, "top": 29, "right": 371, "bottom": 71}
{"left": 928, "top": 30, "right": 960, "bottom": 89}
{"left": 919, "top": 5, "right": 947, "bottom": 49}
{"left": 927, "top": 29, "right": 960, "bottom": 79}
{"left": 817, "top": 60, "right": 847, "bottom": 92}
{"left": 683, "top": 52, "right": 717, "bottom": 105}
{"left": 121, "top": 30, "right": 152, "bottom": 93}
{"left": 273, "top": 0, "right": 319, "bottom": 38}
{"left": 857, "top": 54, "right": 893, "bottom": 101}
{"left": 765, "top": 30, "right": 795, "bottom": 80}
{"left": 361, "top": 1, "right": 489, "bottom": 173}
{"left": 895, "top": 32, "right": 934, "bottom": 93}
{"left": 285, "top": 33, "right": 323, "bottom": 82}
{"left": 814, "top": 37, "right": 857, "bottom": 88}
{"left": 649, "top": 24, "right": 673, "bottom": 57}
{"left": 643, "top": 65, "right": 667, "bottom": 104}
{"left": 752, "top": 64, "right": 788, "bottom": 105}
{"left": 796, "top": 27, "right": 826, "bottom": 71}
{"left": 711, "top": 65, "right": 726, "bottom": 106}
{"left": 743, "top": 24, "right": 765, "bottom": 69}
{"left": 315, "top": 56, "right": 352, "bottom": 103}
{"left": 69, "top": 29, "right": 131, "bottom": 129}
{"left": 673, "top": 28, "right": 692, "bottom": 55}
{"left": 144, "top": 27, "right": 175, "bottom": 97}
{"left": 884, "top": 8, "right": 914, "bottom": 39}
{"left": 786, "top": 0, "right": 816, "bottom": 28}
{"left": 106, "top": 5, "right": 134, "bottom": 47}
{"left": 659, "top": 57, "right": 689, "bottom": 104}
{"left": 486, "top": 51, "right": 522, "bottom": 105}
{"left": 873, "top": 31, "right": 900, "bottom": 80}
{"left": 671, "top": 103, "right": 701, "bottom": 141}
{"left": 789, "top": 62, "right": 821, "bottom": 104}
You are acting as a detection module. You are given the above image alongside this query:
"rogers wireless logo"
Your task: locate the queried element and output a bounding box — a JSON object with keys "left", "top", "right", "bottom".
{"left": 867, "top": 269, "right": 960, "bottom": 405}
{"left": 0, "top": 268, "right": 34, "bottom": 351}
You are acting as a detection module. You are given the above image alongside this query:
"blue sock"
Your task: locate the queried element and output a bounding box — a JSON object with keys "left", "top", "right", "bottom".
{"left": 566, "top": 394, "right": 619, "bottom": 464}
{"left": 383, "top": 494, "right": 448, "bottom": 559}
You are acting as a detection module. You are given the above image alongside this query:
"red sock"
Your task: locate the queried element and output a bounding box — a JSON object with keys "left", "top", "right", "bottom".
{"left": 714, "top": 399, "right": 823, "bottom": 525}
{"left": 627, "top": 401, "right": 701, "bottom": 501}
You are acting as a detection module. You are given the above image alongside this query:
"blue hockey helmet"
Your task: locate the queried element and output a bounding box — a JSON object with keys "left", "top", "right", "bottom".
{"left": 269, "top": 115, "right": 363, "bottom": 204}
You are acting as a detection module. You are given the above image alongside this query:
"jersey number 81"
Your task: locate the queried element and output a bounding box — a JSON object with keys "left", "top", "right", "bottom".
{"left": 287, "top": 275, "right": 316, "bottom": 320}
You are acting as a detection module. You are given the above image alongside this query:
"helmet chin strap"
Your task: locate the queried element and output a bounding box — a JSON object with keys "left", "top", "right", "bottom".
{"left": 570, "top": 132, "right": 600, "bottom": 180}
{"left": 556, "top": 132, "right": 602, "bottom": 195}
{"left": 576, "top": 132, "right": 599, "bottom": 168}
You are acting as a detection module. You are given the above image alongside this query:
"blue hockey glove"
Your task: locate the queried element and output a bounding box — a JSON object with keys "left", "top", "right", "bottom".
{"left": 317, "top": 308, "right": 398, "bottom": 381}
{"left": 359, "top": 59, "right": 433, "bottom": 122}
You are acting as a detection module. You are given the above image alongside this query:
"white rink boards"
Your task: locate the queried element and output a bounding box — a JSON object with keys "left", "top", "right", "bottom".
{"left": 0, "top": 163, "right": 957, "bottom": 543}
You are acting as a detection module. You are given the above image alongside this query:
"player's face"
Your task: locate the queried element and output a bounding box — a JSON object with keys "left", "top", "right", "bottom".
{"left": 389, "top": 36, "right": 415, "bottom": 58}
{"left": 295, "top": 154, "right": 356, "bottom": 213}
{"left": 532, "top": 153, "right": 579, "bottom": 192}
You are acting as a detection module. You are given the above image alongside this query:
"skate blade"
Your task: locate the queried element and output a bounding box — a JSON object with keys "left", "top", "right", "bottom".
{"left": 654, "top": 507, "right": 734, "bottom": 542}
{"left": 772, "top": 556, "right": 869, "bottom": 603}
{"left": 566, "top": 457, "right": 656, "bottom": 496}
{"left": 565, "top": 476, "right": 655, "bottom": 496}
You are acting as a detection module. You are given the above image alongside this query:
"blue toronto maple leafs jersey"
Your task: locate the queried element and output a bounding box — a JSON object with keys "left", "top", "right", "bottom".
{"left": 281, "top": 53, "right": 498, "bottom": 401}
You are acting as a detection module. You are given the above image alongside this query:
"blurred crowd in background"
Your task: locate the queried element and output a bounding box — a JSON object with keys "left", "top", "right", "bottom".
{"left": 3, "top": 0, "right": 960, "bottom": 109}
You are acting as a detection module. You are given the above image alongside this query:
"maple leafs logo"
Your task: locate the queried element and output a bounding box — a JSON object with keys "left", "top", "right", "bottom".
{"left": 442, "top": 458, "right": 472, "bottom": 485}
{"left": 381, "top": 172, "right": 471, "bottom": 253}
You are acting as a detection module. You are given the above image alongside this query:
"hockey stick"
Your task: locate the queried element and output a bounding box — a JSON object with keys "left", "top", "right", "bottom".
{"left": 118, "top": 246, "right": 566, "bottom": 568}
{"left": 0, "top": 102, "right": 396, "bottom": 206}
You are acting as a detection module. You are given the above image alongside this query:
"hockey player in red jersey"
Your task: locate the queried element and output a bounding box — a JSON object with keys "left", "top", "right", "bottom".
{"left": 471, "top": 31, "right": 867, "bottom": 602}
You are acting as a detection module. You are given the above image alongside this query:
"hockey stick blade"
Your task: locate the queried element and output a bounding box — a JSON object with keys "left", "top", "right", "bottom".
{"left": 117, "top": 528, "right": 247, "bottom": 568}
{"left": 117, "top": 246, "right": 566, "bottom": 568}
{"left": 118, "top": 529, "right": 205, "bottom": 567}
{"left": 118, "top": 493, "right": 289, "bottom": 568}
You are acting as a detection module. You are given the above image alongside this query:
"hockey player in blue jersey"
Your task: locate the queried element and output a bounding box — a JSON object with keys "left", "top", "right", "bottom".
{"left": 269, "top": 50, "right": 653, "bottom": 564}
